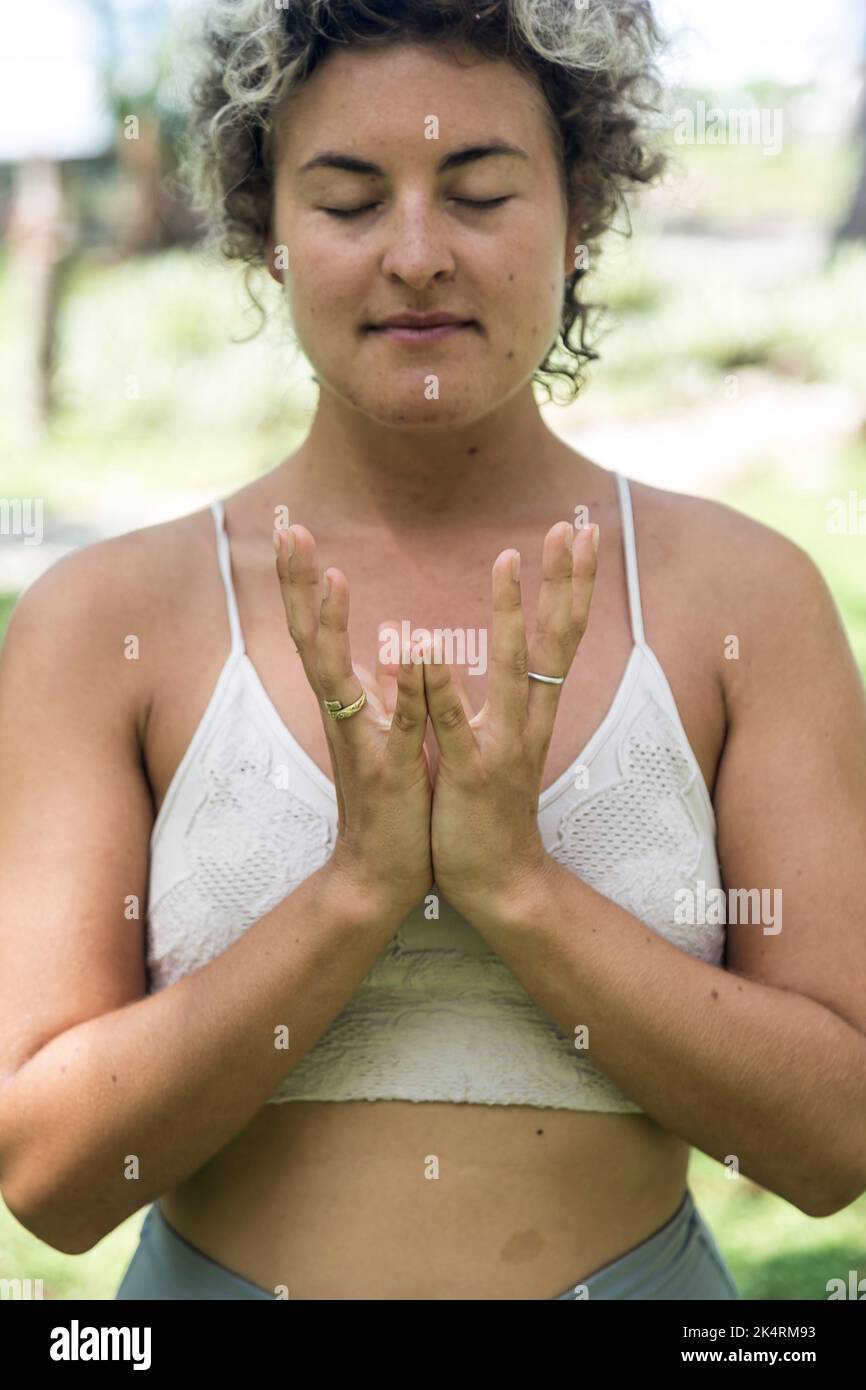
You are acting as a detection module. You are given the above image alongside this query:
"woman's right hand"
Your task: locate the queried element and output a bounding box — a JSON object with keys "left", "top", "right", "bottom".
{"left": 274, "top": 523, "right": 433, "bottom": 917}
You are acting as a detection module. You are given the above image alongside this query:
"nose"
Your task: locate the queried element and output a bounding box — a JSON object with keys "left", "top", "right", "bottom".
{"left": 379, "top": 197, "right": 458, "bottom": 288}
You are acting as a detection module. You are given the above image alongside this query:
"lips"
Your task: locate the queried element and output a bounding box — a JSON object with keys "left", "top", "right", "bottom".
{"left": 368, "top": 313, "right": 475, "bottom": 331}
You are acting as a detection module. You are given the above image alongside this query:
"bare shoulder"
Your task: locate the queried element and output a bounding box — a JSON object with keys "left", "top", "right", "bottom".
{"left": 627, "top": 476, "right": 855, "bottom": 704}
{"left": 628, "top": 474, "right": 815, "bottom": 575}
{"left": 2, "top": 507, "right": 218, "bottom": 737}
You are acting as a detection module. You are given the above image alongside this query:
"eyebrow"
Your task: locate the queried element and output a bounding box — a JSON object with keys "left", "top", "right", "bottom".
{"left": 296, "top": 141, "right": 531, "bottom": 178}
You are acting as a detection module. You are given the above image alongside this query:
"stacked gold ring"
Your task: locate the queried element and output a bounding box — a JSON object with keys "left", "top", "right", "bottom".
{"left": 323, "top": 690, "right": 367, "bottom": 720}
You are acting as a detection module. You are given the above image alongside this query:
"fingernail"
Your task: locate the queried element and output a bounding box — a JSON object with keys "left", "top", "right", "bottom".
{"left": 591, "top": 524, "right": 600, "bottom": 555}
{"left": 511, "top": 552, "right": 521, "bottom": 582}
{"left": 563, "top": 523, "right": 574, "bottom": 552}
{"left": 272, "top": 528, "right": 281, "bottom": 556}
{"left": 322, "top": 572, "right": 331, "bottom": 600}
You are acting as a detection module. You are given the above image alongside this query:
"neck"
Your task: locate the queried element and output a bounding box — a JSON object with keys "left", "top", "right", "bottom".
{"left": 274, "top": 382, "right": 590, "bottom": 535}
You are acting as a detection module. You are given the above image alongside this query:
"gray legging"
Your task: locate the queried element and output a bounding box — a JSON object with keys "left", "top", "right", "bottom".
{"left": 115, "top": 1187, "right": 742, "bottom": 1300}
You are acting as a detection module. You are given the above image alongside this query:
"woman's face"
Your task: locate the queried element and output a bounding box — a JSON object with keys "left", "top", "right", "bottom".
{"left": 269, "top": 40, "right": 575, "bottom": 429}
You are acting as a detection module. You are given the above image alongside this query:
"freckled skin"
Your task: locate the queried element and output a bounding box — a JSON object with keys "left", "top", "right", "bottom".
{"left": 267, "top": 41, "right": 577, "bottom": 432}
{"left": 500, "top": 1228, "right": 545, "bottom": 1263}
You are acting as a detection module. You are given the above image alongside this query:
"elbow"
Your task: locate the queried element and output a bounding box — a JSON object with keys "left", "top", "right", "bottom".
{"left": 0, "top": 1111, "right": 109, "bottom": 1255}
{"left": 0, "top": 1076, "right": 117, "bottom": 1254}
{"left": 778, "top": 1113, "right": 866, "bottom": 1218}
{"left": 792, "top": 1162, "right": 866, "bottom": 1219}
{"left": 796, "top": 1189, "right": 863, "bottom": 1220}
{"left": 1, "top": 1176, "right": 109, "bottom": 1255}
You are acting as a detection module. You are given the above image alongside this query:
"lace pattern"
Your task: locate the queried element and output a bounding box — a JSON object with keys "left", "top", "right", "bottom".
{"left": 146, "top": 663, "right": 722, "bottom": 1113}
{"left": 550, "top": 695, "right": 723, "bottom": 964}
{"left": 147, "top": 687, "right": 334, "bottom": 991}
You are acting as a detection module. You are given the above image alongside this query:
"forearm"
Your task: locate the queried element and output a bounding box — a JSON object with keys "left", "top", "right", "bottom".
{"left": 0, "top": 862, "right": 404, "bottom": 1252}
{"left": 467, "top": 859, "right": 866, "bottom": 1216}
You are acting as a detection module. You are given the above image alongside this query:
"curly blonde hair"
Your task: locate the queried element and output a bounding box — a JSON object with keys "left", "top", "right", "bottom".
{"left": 176, "top": 0, "right": 670, "bottom": 403}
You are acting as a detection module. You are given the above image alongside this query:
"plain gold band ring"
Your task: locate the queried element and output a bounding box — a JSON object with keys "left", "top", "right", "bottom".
{"left": 527, "top": 671, "right": 565, "bottom": 686}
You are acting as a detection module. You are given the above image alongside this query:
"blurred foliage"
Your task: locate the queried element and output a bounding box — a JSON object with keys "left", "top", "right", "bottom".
{"left": 658, "top": 115, "right": 860, "bottom": 228}
{"left": 581, "top": 236, "right": 866, "bottom": 414}
{"left": 0, "top": 245, "right": 316, "bottom": 508}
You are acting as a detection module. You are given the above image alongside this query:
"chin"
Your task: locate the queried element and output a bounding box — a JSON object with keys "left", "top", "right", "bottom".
{"left": 352, "top": 391, "right": 496, "bottom": 429}
{"left": 316, "top": 367, "right": 493, "bottom": 425}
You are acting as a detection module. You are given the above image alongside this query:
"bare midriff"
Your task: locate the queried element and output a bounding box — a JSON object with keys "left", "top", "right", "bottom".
{"left": 159, "top": 1101, "right": 691, "bottom": 1299}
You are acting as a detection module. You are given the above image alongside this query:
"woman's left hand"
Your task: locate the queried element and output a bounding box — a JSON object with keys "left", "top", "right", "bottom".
{"left": 420, "top": 520, "right": 599, "bottom": 920}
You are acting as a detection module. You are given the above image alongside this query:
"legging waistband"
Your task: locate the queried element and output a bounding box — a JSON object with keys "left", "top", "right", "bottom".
{"left": 116, "top": 1187, "right": 741, "bottom": 1300}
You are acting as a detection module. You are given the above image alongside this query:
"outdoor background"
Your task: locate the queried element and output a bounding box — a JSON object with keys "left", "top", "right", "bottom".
{"left": 1, "top": 0, "right": 865, "bottom": 1299}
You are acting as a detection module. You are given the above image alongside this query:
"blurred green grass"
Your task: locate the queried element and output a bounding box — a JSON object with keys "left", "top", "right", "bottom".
{"left": 0, "top": 1195, "right": 145, "bottom": 1300}
{"left": 0, "top": 594, "right": 15, "bottom": 646}
{"left": 689, "top": 1153, "right": 866, "bottom": 1302}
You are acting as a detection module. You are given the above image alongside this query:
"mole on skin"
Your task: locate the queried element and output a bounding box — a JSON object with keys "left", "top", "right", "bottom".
{"left": 500, "top": 1228, "right": 545, "bottom": 1263}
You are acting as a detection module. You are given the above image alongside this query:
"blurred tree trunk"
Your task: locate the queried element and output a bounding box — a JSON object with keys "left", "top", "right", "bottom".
{"left": 114, "top": 113, "right": 169, "bottom": 253}
{"left": 6, "top": 158, "right": 78, "bottom": 438}
{"left": 834, "top": 35, "right": 866, "bottom": 243}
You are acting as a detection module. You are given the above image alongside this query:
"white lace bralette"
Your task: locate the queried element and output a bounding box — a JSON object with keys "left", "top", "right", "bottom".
{"left": 145, "top": 473, "right": 724, "bottom": 1113}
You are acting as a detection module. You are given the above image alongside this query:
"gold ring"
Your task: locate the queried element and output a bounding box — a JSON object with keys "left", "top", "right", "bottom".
{"left": 527, "top": 671, "right": 565, "bottom": 686}
{"left": 323, "top": 689, "right": 367, "bottom": 721}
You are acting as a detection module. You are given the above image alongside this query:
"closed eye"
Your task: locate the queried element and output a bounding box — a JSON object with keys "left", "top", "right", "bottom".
{"left": 320, "top": 197, "right": 513, "bottom": 219}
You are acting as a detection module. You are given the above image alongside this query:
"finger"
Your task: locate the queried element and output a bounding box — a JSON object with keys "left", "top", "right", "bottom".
{"left": 376, "top": 619, "right": 403, "bottom": 718}
{"left": 527, "top": 521, "right": 598, "bottom": 739}
{"left": 420, "top": 636, "right": 479, "bottom": 768}
{"left": 448, "top": 665, "right": 482, "bottom": 728}
{"left": 273, "top": 524, "right": 347, "bottom": 827}
{"left": 487, "top": 547, "right": 529, "bottom": 735}
{"left": 385, "top": 640, "right": 430, "bottom": 768}
{"left": 274, "top": 523, "right": 324, "bottom": 691}
{"left": 314, "top": 565, "right": 371, "bottom": 747}
{"left": 524, "top": 520, "right": 576, "bottom": 727}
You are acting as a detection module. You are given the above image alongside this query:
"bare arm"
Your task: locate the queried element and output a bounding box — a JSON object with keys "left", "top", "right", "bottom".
{"left": 422, "top": 508, "right": 866, "bottom": 1217}
{"left": 0, "top": 539, "right": 420, "bottom": 1254}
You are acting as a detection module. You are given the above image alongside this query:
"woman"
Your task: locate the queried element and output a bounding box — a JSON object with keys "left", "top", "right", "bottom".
{"left": 1, "top": 0, "right": 865, "bottom": 1302}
